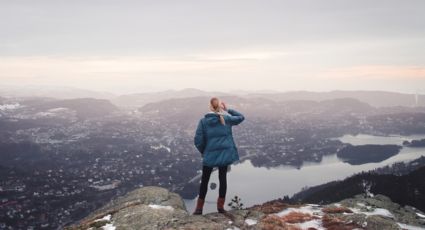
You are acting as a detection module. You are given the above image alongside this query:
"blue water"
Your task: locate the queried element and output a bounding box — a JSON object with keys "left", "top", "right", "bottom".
{"left": 184, "top": 134, "right": 425, "bottom": 214}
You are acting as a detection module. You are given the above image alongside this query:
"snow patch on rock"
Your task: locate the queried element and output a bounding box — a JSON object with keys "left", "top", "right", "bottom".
{"left": 148, "top": 204, "right": 174, "bottom": 211}
{"left": 295, "top": 219, "right": 325, "bottom": 230}
{"left": 226, "top": 227, "right": 240, "bottom": 230}
{"left": 351, "top": 207, "right": 394, "bottom": 218}
{"left": 397, "top": 222, "right": 425, "bottom": 230}
{"left": 244, "top": 218, "right": 257, "bottom": 226}
{"left": 94, "top": 214, "right": 111, "bottom": 222}
{"left": 276, "top": 204, "right": 323, "bottom": 217}
{"left": 101, "top": 223, "right": 116, "bottom": 230}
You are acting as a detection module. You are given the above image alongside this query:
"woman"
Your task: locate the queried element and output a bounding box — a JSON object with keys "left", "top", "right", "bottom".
{"left": 193, "top": 97, "right": 245, "bottom": 215}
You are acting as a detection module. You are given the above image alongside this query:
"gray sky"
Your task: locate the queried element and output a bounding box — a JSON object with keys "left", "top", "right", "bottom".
{"left": 1, "top": 0, "right": 424, "bottom": 94}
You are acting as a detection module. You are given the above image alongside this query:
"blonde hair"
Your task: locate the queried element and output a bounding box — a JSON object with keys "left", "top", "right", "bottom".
{"left": 209, "top": 97, "right": 225, "bottom": 125}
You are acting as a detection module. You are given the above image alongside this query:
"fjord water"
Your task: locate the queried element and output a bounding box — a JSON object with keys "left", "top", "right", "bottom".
{"left": 185, "top": 134, "right": 425, "bottom": 214}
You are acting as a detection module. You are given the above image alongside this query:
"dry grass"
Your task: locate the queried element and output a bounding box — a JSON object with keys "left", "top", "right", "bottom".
{"left": 322, "top": 206, "right": 353, "bottom": 214}
{"left": 322, "top": 214, "right": 360, "bottom": 230}
{"left": 250, "top": 200, "right": 301, "bottom": 214}
{"left": 280, "top": 211, "right": 319, "bottom": 224}
{"left": 259, "top": 215, "right": 302, "bottom": 230}
{"left": 258, "top": 211, "right": 321, "bottom": 230}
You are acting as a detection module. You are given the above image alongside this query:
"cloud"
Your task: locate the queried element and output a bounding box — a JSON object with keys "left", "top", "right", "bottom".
{"left": 191, "top": 51, "right": 294, "bottom": 61}
{"left": 1, "top": 55, "right": 424, "bottom": 94}
{"left": 0, "top": 49, "right": 299, "bottom": 79}
{"left": 316, "top": 65, "right": 425, "bottom": 80}
{"left": 0, "top": 55, "right": 240, "bottom": 77}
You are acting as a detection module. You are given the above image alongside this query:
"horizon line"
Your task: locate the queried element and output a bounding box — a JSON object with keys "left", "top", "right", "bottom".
{"left": 0, "top": 84, "right": 424, "bottom": 97}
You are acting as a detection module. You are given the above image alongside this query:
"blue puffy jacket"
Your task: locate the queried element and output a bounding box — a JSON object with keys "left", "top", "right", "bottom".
{"left": 194, "top": 109, "right": 245, "bottom": 167}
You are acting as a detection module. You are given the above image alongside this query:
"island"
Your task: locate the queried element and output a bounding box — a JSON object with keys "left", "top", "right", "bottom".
{"left": 337, "top": 144, "right": 401, "bottom": 165}
{"left": 403, "top": 139, "right": 425, "bottom": 147}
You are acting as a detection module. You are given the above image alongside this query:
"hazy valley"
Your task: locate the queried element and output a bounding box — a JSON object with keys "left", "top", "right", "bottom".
{"left": 1, "top": 89, "right": 425, "bottom": 229}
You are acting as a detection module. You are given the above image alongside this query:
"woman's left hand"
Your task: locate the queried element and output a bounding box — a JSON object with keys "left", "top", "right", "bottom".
{"left": 220, "top": 102, "right": 227, "bottom": 111}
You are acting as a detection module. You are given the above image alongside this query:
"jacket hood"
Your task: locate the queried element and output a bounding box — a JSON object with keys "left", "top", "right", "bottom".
{"left": 205, "top": 113, "right": 220, "bottom": 125}
{"left": 204, "top": 113, "right": 221, "bottom": 125}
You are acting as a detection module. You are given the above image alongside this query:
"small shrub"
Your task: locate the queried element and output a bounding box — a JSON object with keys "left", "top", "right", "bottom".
{"left": 228, "top": 195, "right": 244, "bottom": 210}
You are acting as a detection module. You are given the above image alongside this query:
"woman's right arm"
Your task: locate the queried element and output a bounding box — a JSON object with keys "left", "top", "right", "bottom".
{"left": 226, "top": 109, "right": 245, "bottom": 126}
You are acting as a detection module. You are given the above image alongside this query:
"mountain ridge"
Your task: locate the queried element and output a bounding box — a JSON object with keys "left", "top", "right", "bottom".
{"left": 120, "top": 89, "right": 425, "bottom": 108}
{"left": 2, "top": 88, "right": 423, "bottom": 108}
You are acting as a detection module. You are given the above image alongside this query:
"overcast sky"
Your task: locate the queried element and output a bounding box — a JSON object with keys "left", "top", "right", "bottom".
{"left": 1, "top": 0, "right": 424, "bottom": 94}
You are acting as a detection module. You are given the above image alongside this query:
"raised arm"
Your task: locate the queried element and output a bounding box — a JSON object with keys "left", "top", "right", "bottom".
{"left": 194, "top": 119, "right": 206, "bottom": 154}
{"left": 226, "top": 109, "right": 245, "bottom": 126}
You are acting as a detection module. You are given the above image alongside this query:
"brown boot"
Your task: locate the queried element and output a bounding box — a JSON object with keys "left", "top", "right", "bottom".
{"left": 217, "top": 197, "right": 226, "bottom": 213}
{"left": 193, "top": 198, "right": 204, "bottom": 215}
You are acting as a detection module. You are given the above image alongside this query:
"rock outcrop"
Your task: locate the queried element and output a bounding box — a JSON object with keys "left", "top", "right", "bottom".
{"left": 66, "top": 186, "right": 265, "bottom": 230}
{"left": 67, "top": 187, "right": 425, "bottom": 230}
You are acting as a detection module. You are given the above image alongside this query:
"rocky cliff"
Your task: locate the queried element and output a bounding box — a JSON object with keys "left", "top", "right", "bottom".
{"left": 67, "top": 186, "right": 425, "bottom": 230}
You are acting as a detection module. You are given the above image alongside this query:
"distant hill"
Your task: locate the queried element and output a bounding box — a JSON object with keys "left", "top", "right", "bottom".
{"left": 114, "top": 89, "right": 424, "bottom": 108}
{"left": 112, "top": 88, "right": 229, "bottom": 108}
{"left": 27, "top": 98, "right": 119, "bottom": 119}
{"left": 138, "top": 96, "right": 375, "bottom": 123}
{"left": 372, "top": 156, "right": 425, "bottom": 176}
{"left": 245, "top": 90, "right": 424, "bottom": 107}
{"left": 137, "top": 96, "right": 259, "bottom": 127}
{"left": 292, "top": 166, "right": 425, "bottom": 212}
{"left": 3, "top": 87, "right": 423, "bottom": 108}
{"left": 280, "top": 98, "right": 374, "bottom": 116}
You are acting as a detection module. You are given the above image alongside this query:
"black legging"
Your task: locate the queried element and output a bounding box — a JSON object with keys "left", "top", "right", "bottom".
{"left": 198, "top": 165, "right": 227, "bottom": 199}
